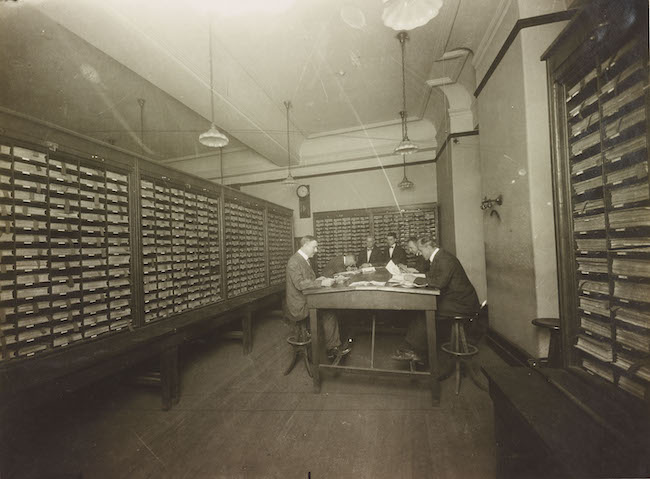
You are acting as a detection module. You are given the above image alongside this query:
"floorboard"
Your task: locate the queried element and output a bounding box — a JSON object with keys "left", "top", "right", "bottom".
{"left": 6, "top": 313, "right": 505, "bottom": 479}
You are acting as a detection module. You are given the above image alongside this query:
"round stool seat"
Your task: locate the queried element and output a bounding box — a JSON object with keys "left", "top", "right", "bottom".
{"left": 441, "top": 342, "right": 478, "bottom": 357}
{"left": 531, "top": 317, "right": 562, "bottom": 367}
{"left": 532, "top": 317, "right": 560, "bottom": 331}
{"left": 287, "top": 335, "right": 311, "bottom": 347}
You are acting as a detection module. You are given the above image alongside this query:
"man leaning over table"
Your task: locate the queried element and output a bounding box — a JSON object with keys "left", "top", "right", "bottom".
{"left": 285, "top": 236, "right": 352, "bottom": 360}
{"left": 392, "top": 235, "right": 480, "bottom": 362}
{"left": 322, "top": 253, "right": 357, "bottom": 278}
{"left": 397, "top": 236, "right": 429, "bottom": 273}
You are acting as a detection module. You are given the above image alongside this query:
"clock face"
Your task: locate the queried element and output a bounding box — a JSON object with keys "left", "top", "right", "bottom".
{"left": 297, "top": 185, "right": 309, "bottom": 198}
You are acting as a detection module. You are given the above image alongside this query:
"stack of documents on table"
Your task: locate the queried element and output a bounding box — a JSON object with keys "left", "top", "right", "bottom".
{"left": 348, "top": 280, "right": 386, "bottom": 287}
{"left": 386, "top": 260, "right": 426, "bottom": 288}
{"left": 333, "top": 270, "right": 358, "bottom": 278}
{"left": 385, "top": 260, "right": 401, "bottom": 276}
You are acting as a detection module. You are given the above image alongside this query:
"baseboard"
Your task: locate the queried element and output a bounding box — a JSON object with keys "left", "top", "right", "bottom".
{"left": 485, "top": 328, "right": 532, "bottom": 367}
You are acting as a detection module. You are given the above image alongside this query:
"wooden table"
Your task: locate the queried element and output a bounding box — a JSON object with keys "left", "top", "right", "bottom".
{"left": 304, "top": 282, "right": 440, "bottom": 405}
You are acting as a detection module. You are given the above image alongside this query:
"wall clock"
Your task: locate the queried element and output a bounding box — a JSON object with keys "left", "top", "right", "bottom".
{"left": 296, "top": 184, "right": 311, "bottom": 218}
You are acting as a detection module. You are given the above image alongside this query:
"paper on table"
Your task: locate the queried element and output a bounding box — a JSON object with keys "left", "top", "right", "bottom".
{"left": 385, "top": 260, "right": 401, "bottom": 276}
{"left": 349, "top": 280, "right": 386, "bottom": 287}
{"left": 360, "top": 266, "right": 376, "bottom": 273}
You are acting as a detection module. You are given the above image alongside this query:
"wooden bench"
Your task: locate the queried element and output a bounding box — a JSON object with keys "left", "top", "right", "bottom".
{"left": 483, "top": 366, "right": 650, "bottom": 478}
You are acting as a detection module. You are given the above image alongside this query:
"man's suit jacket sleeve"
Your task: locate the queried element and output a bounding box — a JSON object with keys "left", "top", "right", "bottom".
{"left": 392, "top": 246, "right": 408, "bottom": 265}
{"left": 426, "top": 253, "right": 454, "bottom": 290}
{"left": 288, "top": 257, "right": 319, "bottom": 291}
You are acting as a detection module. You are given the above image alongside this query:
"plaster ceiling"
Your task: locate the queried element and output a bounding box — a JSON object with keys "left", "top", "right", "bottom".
{"left": 1, "top": 0, "right": 501, "bottom": 167}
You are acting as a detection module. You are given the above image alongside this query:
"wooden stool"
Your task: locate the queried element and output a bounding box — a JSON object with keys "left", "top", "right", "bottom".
{"left": 532, "top": 317, "right": 562, "bottom": 368}
{"left": 284, "top": 321, "right": 312, "bottom": 377}
{"left": 440, "top": 315, "right": 486, "bottom": 395}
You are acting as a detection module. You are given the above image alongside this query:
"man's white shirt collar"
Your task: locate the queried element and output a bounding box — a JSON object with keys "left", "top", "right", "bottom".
{"left": 429, "top": 247, "right": 440, "bottom": 263}
{"left": 298, "top": 250, "right": 310, "bottom": 263}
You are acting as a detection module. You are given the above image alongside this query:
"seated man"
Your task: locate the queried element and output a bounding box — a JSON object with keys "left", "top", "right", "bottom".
{"left": 285, "top": 235, "right": 351, "bottom": 360}
{"left": 322, "top": 253, "right": 357, "bottom": 278}
{"left": 393, "top": 235, "right": 480, "bottom": 361}
{"left": 385, "top": 232, "right": 407, "bottom": 266}
{"left": 358, "top": 235, "right": 385, "bottom": 268}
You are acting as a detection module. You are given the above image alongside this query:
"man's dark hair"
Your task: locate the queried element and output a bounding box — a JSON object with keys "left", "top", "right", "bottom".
{"left": 300, "top": 235, "right": 316, "bottom": 246}
{"left": 407, "top": 236, "right": 418, "bottom": 244}
{"left": 387, "top": 232, "right": 397, "bottom": 239}
{"left": 417, "top": 235, "right": 437, "bottom": 248}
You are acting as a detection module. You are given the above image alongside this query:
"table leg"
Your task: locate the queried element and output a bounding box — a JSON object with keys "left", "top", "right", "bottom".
{"left": 242, "top": 307, "right": 253, "bottom": 355}
{"left": 161, "top": 346, "right": 178, "bottom": 411}
{"left": 309, "top": 308, "right": 321, "bottom": 393}
{"left": 425, "top": 309, "right": 440, "bottom": 405}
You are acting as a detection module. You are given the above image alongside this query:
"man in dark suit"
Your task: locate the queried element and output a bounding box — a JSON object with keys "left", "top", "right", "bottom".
{"left": 358, "top": 236, "right": 385, "bottom": 267}
{"left": 322, "top": 254, "right": 356, "bottom": 278}
{"left": 385, "top": 232, "right": 407, "bottom": 266}
{"left": 285, "top": 235, "right": 351, "bottom": 359}
{"left": 393, "top": 235, "right": 479, "bottom": 361}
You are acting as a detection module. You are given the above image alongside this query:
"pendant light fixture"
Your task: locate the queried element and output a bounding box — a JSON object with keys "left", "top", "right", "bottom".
{"left": 394, "top": 31, "right": 418, "bottom": 155}
{"left": 398, "top": 153, "right": 414, "bottom": 190}
{"left": 382, "top": 0, "right": 443, "bottom": 31}
{"left": 281, "top": 100, "right": 297, "bottom": 186}
{"left": 199, "top": 21, "right": 229, "bottom": 148}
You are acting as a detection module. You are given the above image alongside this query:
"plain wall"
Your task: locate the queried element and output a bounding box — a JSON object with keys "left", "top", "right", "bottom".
{"left": 241, "top": 162, "right": 437, "bottom": 238}
{"left": 451, "top": 136, "right": 488, "bottom": 304}
{"left": 435, "top": 145, "right": 455, "bottom": 254}
{"left": 477, "top": 16, "right": 565, "bottom": 357}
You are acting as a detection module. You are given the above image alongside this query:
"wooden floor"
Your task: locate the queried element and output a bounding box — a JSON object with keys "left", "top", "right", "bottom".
{"left": 7, "top": 314, "right": 505, "bottom": 479}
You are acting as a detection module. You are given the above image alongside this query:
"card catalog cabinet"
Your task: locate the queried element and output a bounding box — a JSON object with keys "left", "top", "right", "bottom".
{"left": 267, "top": 207, "right": 294, "bottom": 286}
{"left": 224, "top": 194, "right": 267, "bottom": 297}
{"left": 0, "top": 145, "right": 132, "bottom": 361}
{"left": 545, "top": 0, "right": 649, "bottom": 401}
{"left": 313, "top": 203, "right": 438, "bottom": 274}
{"left": 140, "top": 177, "right": 223, "bottom": 323}
{"left": 0, "top": 139, "right": 293, "bottom": 364}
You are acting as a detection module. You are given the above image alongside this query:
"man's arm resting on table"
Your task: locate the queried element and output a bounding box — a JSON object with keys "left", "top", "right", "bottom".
{"left": 288, "top": 261, "right": 324, "bottom": 290}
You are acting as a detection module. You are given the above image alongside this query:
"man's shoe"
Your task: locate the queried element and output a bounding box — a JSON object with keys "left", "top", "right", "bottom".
{"left": 327, "top": 340, "right": 352, "bottom": 361}
{"left": 391, "top": 348, "right": 423, "bottom": 362}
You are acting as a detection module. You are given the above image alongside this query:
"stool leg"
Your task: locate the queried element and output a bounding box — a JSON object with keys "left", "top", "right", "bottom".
{"left": 459, "top": 323, "right": 469, "bottom": 353}
{"left": 438, "top": 323, "right": 457, "bottom": 380}
{"left": 303, "top": 349, "right": 313, "bottom": 378}
{"left": 467, "top": 361, "right": 488, "bottom": 391}
{"left": 284, "top": 349, "right": 299, "bottom": 376}
{"left": 454, "top": 323, "right": 461, "bottom": 395}
{"left": 460, "top": 323, "right": 487, "bottom": 391}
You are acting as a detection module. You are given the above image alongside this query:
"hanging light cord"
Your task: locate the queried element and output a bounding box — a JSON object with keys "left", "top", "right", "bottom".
{"left": 284, "top": 100, "right": 292, "bottom": 175}
{"left": 399, "top": 32, "right": 409, "bottom": 141}
{"left": 219, "top": 147, "right": 223, "bottom": 183}
{"left": 208, "top": 22, "right": 215, "bottom": 124}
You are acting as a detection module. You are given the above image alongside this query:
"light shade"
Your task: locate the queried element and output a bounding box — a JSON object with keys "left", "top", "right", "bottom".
{"left": 398, "top": 175, "right": 414, "bottom": 190}
{"left": 199, "top": 124, "right": 229, "bottom": 148}
{"left": 395, "top": 138, "right": 419, "bottom": 155}
{"left": 281, "top": 173, "right": 297, "bottom": 186}
{"left": 382, "top": 0, "right": 443, "bottom": 31}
